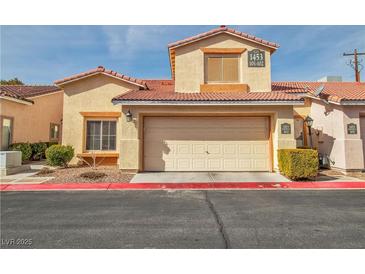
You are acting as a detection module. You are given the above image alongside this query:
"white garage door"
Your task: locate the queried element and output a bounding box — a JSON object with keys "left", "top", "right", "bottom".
{"left": 143, "top": 117, "right": 270, "bottom": 171}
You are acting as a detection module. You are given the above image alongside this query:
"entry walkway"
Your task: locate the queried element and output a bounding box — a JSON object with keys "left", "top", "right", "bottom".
{"left": 131, "top": 172, "right": 291, "bottom": 183}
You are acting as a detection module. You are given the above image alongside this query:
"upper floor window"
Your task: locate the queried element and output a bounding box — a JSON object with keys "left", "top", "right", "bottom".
{"left": 206, "top": 55, "right": 239, "bottom": 83}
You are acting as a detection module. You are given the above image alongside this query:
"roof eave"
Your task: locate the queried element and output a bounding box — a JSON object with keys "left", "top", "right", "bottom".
{"left": 168, "top": 30, "right": 279, "bottom": 52}
{"left": 112, "top": 100, "right": 304, "bottom": 106}
{"left": 340, "top": 100, "right": 365, "bottom": 105}
{"left": 0, "top": 95, "right": 34, "bottom": 105}
{"left": 55, "top": 72, "right": 147, "bottom": 89}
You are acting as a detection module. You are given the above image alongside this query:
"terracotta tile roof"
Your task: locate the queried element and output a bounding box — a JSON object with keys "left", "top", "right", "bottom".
{"left": 272, "top": 81, "right": 365, "bottom": 103}
{"left": 112, "top": 80, "right": 302, "bottom": 103}
{"left": 54, "top": 66, "right": 147, "bottom": 88}
{"left": 168, "top": 25, "right": 280, "bottom": 50}
{"left": 112, "top": 80, "right": 365, "bottom": 104}
{"left": 0, "top": 85, "right": 61, "bottom": 103}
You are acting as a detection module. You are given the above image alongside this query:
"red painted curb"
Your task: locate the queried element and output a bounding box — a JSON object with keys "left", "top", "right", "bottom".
{"left": 1, "top": 181, "right": 365, "bottom": 191}
{"left": 1, "top": 184, "right": 10, "bottom": 190}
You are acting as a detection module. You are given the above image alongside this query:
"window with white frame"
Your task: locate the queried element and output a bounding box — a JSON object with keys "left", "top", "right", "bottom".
{"left": 86, "top": 120, "right": 116, "bottom": 151}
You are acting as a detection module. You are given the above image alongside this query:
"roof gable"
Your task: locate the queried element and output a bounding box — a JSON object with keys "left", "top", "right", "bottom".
{"left": 54, "top": 66, "right": 147, "bottom": 88}
{"left": 168, "top": 25, "right": 279, "bottom": 79}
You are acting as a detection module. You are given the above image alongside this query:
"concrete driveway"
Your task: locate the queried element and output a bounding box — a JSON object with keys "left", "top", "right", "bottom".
{"left": 131, "top": 172, "right": 290, "bottom": 183}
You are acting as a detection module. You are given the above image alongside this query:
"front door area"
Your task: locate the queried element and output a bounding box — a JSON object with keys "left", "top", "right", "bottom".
{"left": 143, "top": 116, "right": 271, "bottom": 172}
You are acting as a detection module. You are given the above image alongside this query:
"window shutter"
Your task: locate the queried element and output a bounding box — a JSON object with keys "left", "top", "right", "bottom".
{"left": 223, "top": 57, "right": 239, "bottom": 82}
{"left": 207, "top": 57, "right": 222, "bottom": 82}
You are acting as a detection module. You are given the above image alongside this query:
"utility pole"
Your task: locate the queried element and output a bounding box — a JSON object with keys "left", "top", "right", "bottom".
{"left": 343, "top": 49, "right": 365, "bottom": 82}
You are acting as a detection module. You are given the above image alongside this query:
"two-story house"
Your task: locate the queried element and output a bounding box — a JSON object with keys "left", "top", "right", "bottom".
{"left": 55, "top": 25, "right": 365, "bottom": 173}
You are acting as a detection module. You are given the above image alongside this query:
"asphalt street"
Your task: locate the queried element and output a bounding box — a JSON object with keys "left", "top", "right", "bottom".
{"left": 1, "top": 190, "right": 364, "bottom": 248}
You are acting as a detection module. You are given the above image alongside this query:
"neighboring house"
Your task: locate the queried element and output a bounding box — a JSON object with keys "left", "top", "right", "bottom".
{"left": 55, "top": 25, "right": 365, "bottom": 172}
{"left": 0, "top": 85, "right": 63, "bottom": 150}
{"left": 306, "top": 82, "right": 365, "bottom": 172}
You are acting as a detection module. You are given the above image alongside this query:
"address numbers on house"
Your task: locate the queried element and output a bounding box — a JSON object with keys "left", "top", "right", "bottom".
{"left": 347, "top": 123, "right": 357, "bottom": 134}
{"left": 281, "top": 123, "right": 291, "bottom": 134}
{"left": 248, "top": 49, "right": 265, "bottom": 67}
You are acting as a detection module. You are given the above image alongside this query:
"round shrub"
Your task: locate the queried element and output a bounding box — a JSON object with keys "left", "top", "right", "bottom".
{"left": 9, "top": 142, "right": 32, "bottom": 162}
{"left": 45, "top": 145, "right": 74, "bottom": 167}
{"left": 31, "top": 142, "right": 48, "bottom": 160}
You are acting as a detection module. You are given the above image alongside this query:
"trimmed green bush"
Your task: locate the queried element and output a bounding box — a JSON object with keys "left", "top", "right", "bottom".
{"left": 31, "top": 142, "right": 48, "bottom": 160}
{"left": 278, "top": 149, "right": 319, "bottom": 180}
{"left": 9, "top": 142, "right": 32, "bottom": 162}
{"left": 45, "top": 141, "right": 58, "bottom": 148}
{"left": 45, "top": 145, "right": 74, "bottom": 167}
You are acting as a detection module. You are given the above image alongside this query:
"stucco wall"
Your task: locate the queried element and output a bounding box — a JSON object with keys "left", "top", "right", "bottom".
{"left": 310, "top": 100, "right": 365, "bottom": 170}
{"left": 61, "top": 74, "right": 140, "bottom": 164}
{"left": 174, "top": 33, "right": 273, "bottom": 93}
{"left": 118, "top": 104, "right": 296, "bottom": 172}
{"left": 0, "top": 92, "right": 63, "bottom": 145}
{"left": 294, "top": 98, "right": 311, "bottom": 117}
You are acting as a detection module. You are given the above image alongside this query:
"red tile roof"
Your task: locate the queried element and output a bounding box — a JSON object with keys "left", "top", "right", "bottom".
{"left": 0, "top": 85, "right": 61, "bottom": 103}
{"left": 54, "top": 66, "right": 147, "bottom": 88}
{"left": 113, "top": 80, "right": 302, "bottom": 103}
{"left": 112, "top": 80, "right": 365, "bottom": 104}
{"left": 168, "top": 25, "right": 280, "bottom": 50}
{"left": 272, "top": 81, "right": 365, "bottom": 103}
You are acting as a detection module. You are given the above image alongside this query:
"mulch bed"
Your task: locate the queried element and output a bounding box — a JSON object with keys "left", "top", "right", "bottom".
{"left": 32, "top": 166, "right": 135, "bottom": 183}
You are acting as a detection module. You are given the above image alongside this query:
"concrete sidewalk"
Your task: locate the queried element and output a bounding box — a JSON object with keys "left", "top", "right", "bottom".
{"left": 0, "top": 170, "right": 53, "bottom": 184}
{"left": 131, "top": 172, "right": 291, "bottom": 183}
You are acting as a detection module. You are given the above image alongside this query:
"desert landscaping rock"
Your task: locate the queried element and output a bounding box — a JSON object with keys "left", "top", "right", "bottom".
{"left": 32, "top": 166, "right": 134, "bottom": 183}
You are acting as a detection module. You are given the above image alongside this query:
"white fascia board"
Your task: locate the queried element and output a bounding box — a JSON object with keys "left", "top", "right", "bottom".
{"left": 340, "top": 101, "right": 365, "bottom": 105}
{"left": 113, "top": 100, "right": 304, "bottom": 106}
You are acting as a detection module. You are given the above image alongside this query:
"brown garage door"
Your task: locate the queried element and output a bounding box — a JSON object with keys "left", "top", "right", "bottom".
{"left": 143, "top": 116, "right": 270, "bottom": 171}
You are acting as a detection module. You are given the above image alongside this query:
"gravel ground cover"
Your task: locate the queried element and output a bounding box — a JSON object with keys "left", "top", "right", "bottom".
{"left": 32, "top": 166, "right": 135, "bottom": 183}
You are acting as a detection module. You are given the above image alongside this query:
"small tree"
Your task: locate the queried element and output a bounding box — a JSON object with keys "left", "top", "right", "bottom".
{"left": 77, "top": 151, "right": 105, "bottom": 170}
{"left": 1, "top": 77, "right": 24, "bottom": 85}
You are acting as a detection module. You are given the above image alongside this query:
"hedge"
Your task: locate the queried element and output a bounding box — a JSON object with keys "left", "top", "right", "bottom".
{"left": 31, "top": 142, "right": 48, "bottom": 160}
{"left": 10, "top": 141, "right": 58, "bottom": 162}
{"left": 45, "top": 145, "right": 74, "bottom": 167}
{"left": 278, "top": 149, "right": 319, "bottom": 180}
{"left": 9, "top": 142, "right": 32, "bottom": 162}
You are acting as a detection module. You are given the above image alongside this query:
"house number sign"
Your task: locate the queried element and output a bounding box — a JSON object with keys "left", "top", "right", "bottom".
{"left": 347, "top": 123, "right": 357, "bottom": 134}
{"left": 281, "top": 123, "right": 291, "bottom": 134}
{"left": 248, "top": 49, "right": 265, "bottom": 67}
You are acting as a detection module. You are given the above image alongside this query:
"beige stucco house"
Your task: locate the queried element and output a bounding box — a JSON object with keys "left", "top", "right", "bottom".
{"left": 55, "top": 25, "right": 365, "bottom": 173}
{"left": 0, "top": 85, "right": 63, "bottom": 150}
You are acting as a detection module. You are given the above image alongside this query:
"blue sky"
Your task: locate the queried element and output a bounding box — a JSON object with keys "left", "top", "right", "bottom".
{"left": 1, "top": 25, "right": 365, "bottom": 84}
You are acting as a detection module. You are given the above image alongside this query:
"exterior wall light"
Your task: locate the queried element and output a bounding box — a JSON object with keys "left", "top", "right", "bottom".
{"left": 126, "top": 110, "right": 133, "bottom": 122}
{"left": 304, "top": 116, "right": 314, "bottom": 148}
{"left": 304, "top": 116, "right": 313, "bottom": 127}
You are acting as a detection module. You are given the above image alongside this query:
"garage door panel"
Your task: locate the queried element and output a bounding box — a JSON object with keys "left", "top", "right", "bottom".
{"left": 144, "top": 117, "right": 270, "bottom": 171}
{"left": 192, "top": 159, "right": 206, "bottom": 170}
